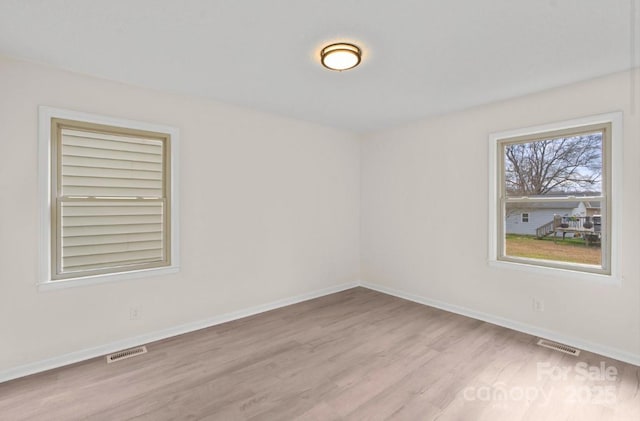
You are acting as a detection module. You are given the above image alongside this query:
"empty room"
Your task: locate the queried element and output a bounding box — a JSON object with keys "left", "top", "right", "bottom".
{"left": 1, "top": 1, "right": 639, "bottom": 420}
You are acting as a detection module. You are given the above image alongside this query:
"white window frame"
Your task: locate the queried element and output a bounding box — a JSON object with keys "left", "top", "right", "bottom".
{"left": 488, "top": 112, "right": 622, "bottom": 284}
{"left": 521, "top": 213, "right": 529, "bottom": 223}
{"left": 38, "top": 106, "right": 180, "bottom": 291}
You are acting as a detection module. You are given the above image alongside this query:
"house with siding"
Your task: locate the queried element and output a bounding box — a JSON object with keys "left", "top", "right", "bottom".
{"left": 506, "top": 200, "right": 600, "bottom": 236}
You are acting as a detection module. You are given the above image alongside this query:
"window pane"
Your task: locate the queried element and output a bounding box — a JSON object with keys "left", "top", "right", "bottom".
{"left": 61, "top": 128, "right": 164, "bottom": 198}
{"left": 504, "top": 132, "right": 602, "bottom": 197}
{"left": 504, "top": 201, "right": 602, "bottom": 267}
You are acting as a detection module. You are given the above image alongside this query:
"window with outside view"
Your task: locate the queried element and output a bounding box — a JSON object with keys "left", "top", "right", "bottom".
{"left": 497, "top": 123, "right": 611, "bottom": 274}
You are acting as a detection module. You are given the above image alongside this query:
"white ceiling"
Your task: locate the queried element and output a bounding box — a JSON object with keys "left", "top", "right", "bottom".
{"left": 0, "top": 1, "right": 637, "bottom": 132}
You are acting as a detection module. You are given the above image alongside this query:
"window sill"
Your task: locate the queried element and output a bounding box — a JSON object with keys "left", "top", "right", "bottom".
{"left": 38, "top": 265, "right": 180, "bottom": 291}
{"left": 487, "top": 259, "right": 621, "bottom": 286}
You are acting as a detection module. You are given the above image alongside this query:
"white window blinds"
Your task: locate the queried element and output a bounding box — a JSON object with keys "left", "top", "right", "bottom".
{"left": 53, "top": 123, "right": 171, "bottom": 279}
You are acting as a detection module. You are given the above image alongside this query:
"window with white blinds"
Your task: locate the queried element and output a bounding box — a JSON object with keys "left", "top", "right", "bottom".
{"left": 51, "top": 119, "right": 172, "bottom": 280}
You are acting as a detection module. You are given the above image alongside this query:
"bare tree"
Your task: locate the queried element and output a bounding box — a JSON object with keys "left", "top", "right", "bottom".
{"left": 504, "top": 133, "right": 602, "bottom": 196}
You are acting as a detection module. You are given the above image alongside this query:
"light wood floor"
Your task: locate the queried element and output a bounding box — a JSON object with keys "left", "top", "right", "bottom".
{"left": 1, "top": 287, "right": 638, "bottom": 420}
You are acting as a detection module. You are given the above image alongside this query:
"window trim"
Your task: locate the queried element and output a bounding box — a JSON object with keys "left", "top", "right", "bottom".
{"left": 488, "top": 112, "right": 622, "bottom": 284}
{"left": 521, "top": 213, "right": 529, "bottom": 223}
{"left": 38, "top": 106, "right": 180, "bottom": 290}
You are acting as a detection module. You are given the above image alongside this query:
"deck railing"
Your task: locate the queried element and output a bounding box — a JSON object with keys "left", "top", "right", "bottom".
{"left": 535, "top": 220, "right": 556, "bottom": 238}
{"left": 553, "top": 215, "right": 601, "bottom": 232}
{"left": 536, "top": 215, "right": 601, "bottom": 238}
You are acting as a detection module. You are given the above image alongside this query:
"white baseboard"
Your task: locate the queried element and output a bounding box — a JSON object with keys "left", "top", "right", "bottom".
{"left": 0, "top": 281, "right": 359, "bottom": 384}
{"left": 361, "top": 281, "right": 640, "bottom": 367}
{"left": 3, "top": 279, "right": 637, "bottom": 383}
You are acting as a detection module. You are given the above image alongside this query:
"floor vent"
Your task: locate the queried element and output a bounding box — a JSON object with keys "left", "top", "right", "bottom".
{"left": 537, "top": 339, "right": 580, "bottom": 356}
{"left": 106, "top": 346, "right": 148, "bottom": 363}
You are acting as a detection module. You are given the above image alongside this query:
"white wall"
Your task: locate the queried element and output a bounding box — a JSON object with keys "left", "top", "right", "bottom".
{"left": 0, "top": 56, "right": 361, "bottom": 373}
{"left": 361, "top": 70, "right": 640, "bottom": 360}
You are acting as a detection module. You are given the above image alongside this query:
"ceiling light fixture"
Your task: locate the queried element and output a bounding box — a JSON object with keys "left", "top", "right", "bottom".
{"left": 320, "top": 43, "right": 362, "bottom": 71}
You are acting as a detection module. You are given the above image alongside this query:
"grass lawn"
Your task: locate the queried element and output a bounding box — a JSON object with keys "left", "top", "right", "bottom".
{"left": 505, "top": 234, "right": 601, "bottom": 266}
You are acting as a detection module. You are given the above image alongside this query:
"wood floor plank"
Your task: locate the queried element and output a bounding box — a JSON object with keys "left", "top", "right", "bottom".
{"left": 0, "top": 287, "right": 638, "bottom": 420}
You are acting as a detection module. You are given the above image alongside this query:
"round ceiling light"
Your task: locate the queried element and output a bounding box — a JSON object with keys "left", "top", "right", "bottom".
{"left": 320, "top": 43, "right": 362, "bottom": 71}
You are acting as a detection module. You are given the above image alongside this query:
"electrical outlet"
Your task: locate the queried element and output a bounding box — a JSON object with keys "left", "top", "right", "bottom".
{"left": 129, "top": 307, "right": 140, "bottom": 320}
{"left": 533, "top": 298, "right": 545, "bottom": 312}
